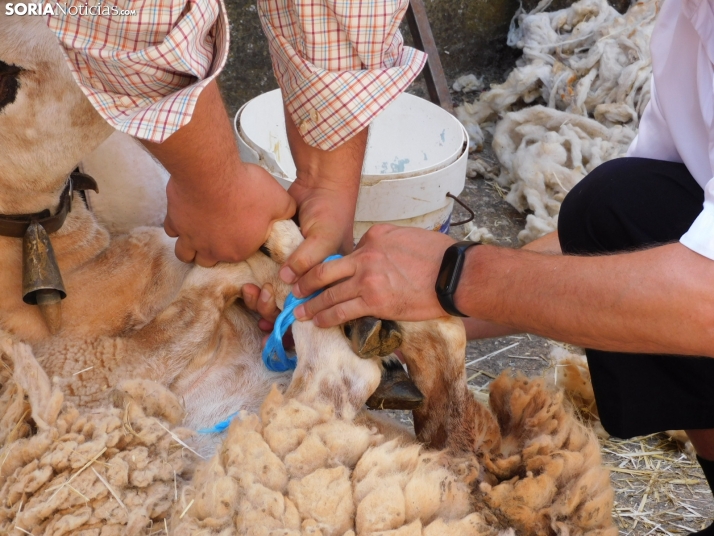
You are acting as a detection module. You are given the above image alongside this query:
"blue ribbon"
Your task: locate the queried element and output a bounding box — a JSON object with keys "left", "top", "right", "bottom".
{"left": 197, "top": 412, "right": 238, "bottom": 435}
{"left": 261, "top": 254, "right": 343, "bottom": 372}
{"left": 198, "top": 254, "right": 342, "bottom": 434}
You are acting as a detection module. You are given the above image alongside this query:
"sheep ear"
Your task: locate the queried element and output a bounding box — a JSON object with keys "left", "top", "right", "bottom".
{"left": 342, "top": 317, "right": 402, "bottom": 359}
{"left": 366, "top": 356, "right": 424, "bottom": 410}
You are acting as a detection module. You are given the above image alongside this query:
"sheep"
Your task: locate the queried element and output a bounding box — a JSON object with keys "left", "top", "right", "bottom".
{"left": 0, "top": 8, "right": 407, "bottom": 440}
{"left": 0, "top": 216, "right": 406, "bottom": 535}
{"left": 173, "top": 311, "right": 616, "bottom": 535}
{"left": 0, "top": 10, "right": 616, "bottom": 534}
{"left": 0, "top": 274, "right": 616, "bottom": 535}
{"left": 0, "top": 6, "right": 307, "bottom": 443}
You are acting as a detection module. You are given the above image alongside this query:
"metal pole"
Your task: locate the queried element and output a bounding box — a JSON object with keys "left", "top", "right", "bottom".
{"left": 405, "top": 0, "right": 454, "bottom": 114}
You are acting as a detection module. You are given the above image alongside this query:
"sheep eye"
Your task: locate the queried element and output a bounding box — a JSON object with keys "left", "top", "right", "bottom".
{"left": 0, "top": 60, "right": 22, "bottom": 112}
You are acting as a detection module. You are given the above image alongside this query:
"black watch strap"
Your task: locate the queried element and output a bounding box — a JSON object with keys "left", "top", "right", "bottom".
{"left": 435, "top": 241, "right": 480, "bottom": 317}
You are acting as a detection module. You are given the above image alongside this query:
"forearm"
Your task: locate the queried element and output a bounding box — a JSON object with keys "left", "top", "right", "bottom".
{"left": 285, "top": 105, "right": 367, "bottom": 190}
{"left": 462, "top": 231, "right": 561, "bottom": 340}
{"left": 285, "top": 105, "right": 367, "bottom": 249}
{"left": 457, "top": 242, "right": 714, "bottom": 356}
{"left": 279, "top": 107, "right": 369, "bottom": 280}
{"left": 139, "top": 81, "right": 295, "bottom": 265}
{"left": 462, "top": 318, "right": 521, "bottom": 340}
{"left": 141, "top": 81, "right": 241, "bottom": 195}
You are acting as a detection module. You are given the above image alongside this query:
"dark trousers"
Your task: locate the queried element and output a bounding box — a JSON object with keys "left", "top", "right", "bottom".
{"left": 558, "top": 157, "right": 714, "bottom": 438}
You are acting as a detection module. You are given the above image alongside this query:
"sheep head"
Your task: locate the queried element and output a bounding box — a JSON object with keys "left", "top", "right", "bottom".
{"left": 0, "top": 7, "right": 114, "bottom": 215}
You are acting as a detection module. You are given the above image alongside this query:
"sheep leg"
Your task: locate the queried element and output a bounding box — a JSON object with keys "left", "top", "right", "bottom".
{"left": 251, "top": 220, "right": 426, "bottom": 411}
{"left": 126, "top": 262, "right": 261, "bottom": 381}
{"left": 398, "top": 318, "right": 501, "bottom": 455}
{"left": 251, "top": 222, "right": 426, "bottom": 410}
{"left": 341, "top": 318, "right": 429, "bottom": 410}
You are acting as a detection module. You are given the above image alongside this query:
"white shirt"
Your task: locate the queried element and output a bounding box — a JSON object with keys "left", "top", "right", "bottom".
{"left": 627, "top": 0, "right": 714, "bottom": 259}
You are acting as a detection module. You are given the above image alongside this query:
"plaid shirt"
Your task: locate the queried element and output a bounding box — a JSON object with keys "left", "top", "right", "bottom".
{"left": 48, "top": 0, "right": 426, "bottom": 149}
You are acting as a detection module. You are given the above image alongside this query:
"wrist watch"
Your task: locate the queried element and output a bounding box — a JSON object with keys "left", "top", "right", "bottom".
{"left": 435, "top": 241, "right": 480, "bottom": 317}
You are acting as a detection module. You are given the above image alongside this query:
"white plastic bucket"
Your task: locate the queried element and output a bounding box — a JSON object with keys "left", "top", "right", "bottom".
{"left": 234, "top": 89, "right": 468, "bottom": 241}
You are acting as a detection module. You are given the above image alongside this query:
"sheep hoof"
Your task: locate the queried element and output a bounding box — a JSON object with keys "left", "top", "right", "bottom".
{"left": 366, "top": 356, "right": 424, "bottom": 410}
{"left": 343, "top": 317, "right": 402, "bottom": 359}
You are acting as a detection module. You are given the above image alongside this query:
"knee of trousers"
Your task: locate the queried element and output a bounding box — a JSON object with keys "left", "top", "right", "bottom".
{"left": 558, "top": 160, "right": 622, "bottom": 255}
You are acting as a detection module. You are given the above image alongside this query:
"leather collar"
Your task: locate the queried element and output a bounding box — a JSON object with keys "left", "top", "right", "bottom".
{"left": 0, "top": 171, "right": 98, "bottom": 238}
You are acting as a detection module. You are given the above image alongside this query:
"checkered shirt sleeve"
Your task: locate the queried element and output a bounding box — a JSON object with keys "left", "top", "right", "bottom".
{"left": 46, "top": 0, "right": 229, "bottom": 143}
{"left": 258, "top": 0, "right": 427, "bottom": 150}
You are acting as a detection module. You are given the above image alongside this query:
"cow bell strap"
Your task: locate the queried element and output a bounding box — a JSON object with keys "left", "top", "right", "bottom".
{"left": 0, "top": 172, "right": 98, "bottom": 238}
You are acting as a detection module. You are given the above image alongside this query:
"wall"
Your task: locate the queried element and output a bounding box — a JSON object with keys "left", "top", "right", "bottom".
{"left": 218, "top": 0, "right": 631, "bottom": 115}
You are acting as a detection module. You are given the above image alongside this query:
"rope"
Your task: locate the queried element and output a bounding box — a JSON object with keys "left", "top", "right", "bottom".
{"left": 197, "top": 412, "right": 238, "bottom": 435}
{"left": 261, "top": 254, "right": 342, "bottom": 372}
{"left": 198, "top": 254, "right": 342, "bottom": 434}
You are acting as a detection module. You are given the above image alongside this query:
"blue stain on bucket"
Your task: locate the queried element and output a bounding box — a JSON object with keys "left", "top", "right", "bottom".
{"left": 390, "top": 158, "right": 410, "bottom": 173}
{"left": 438, "top": 214, "right": 451, "bottom": 235}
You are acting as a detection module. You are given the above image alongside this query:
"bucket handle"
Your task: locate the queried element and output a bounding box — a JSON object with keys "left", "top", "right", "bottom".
{"left": 446, "top": 192, "right": 475, "bottom": 226}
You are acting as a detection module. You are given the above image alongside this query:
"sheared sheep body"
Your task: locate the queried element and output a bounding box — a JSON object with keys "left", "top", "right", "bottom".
{"left": 0, "top": 6, "right": 295, "bottom": 444}
{"left": 174, "top": 319, "right": 616, "bottom": 536}
{"left": 1, "top": 312, "right": 616, "bottom": 535}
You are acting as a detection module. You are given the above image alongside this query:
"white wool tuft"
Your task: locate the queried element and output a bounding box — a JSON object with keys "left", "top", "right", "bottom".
{"left": 458, "top": 0, "right": 660, "bottom": 242}
{"left": 549, "top": 344, "right": 697, "bottom": 456}
{"left": 453, "top": 74, "right": 485, "bottom": 93}
{"left": 457, "top": 222, "right": 496, "bottom": 244}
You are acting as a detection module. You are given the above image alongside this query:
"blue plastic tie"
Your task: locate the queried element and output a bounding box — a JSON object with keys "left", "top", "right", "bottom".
{"left": 198, "top": 254, "right": 342, "bottom": 434}
{"left": 198, "top": 412, "right": 238, "bottom": 434}
{"left": 261, "top": 254, "right": 343, "bottom": 372}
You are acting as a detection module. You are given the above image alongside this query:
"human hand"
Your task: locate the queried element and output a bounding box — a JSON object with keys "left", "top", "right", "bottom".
{"left": 291, "top": 224, "right": 456, "bottom": 326}
{"left": 241, "top": 282, "right": 280, "bottom": 331}
{"left": 277, "top": 106, "right": 366, "bottom": 284}
{"left": 277, "top": 178, "right": 357, "bottom": 283}
{"left": 142, "top": 81, "right": 296, "bottom": 266}
{"left": 164, "top": 162, "right": 296, "bottom": 266}
{"left": 241, "top": 282, "right": 295, "bottom": 350}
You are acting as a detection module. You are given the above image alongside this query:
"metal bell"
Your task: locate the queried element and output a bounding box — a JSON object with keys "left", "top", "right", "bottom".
{"left": 22, "top": 220, "right": 66, "bottom": 334}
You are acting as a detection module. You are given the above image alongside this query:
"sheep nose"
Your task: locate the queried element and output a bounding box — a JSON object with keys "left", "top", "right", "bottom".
{"left": 341, "top": 316, "right": 403, "bottom": 359}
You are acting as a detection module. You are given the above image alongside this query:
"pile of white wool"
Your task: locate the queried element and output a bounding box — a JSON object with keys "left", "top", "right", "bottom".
{"left": 458, "top": 0, "right": 659, "bottom": 242}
